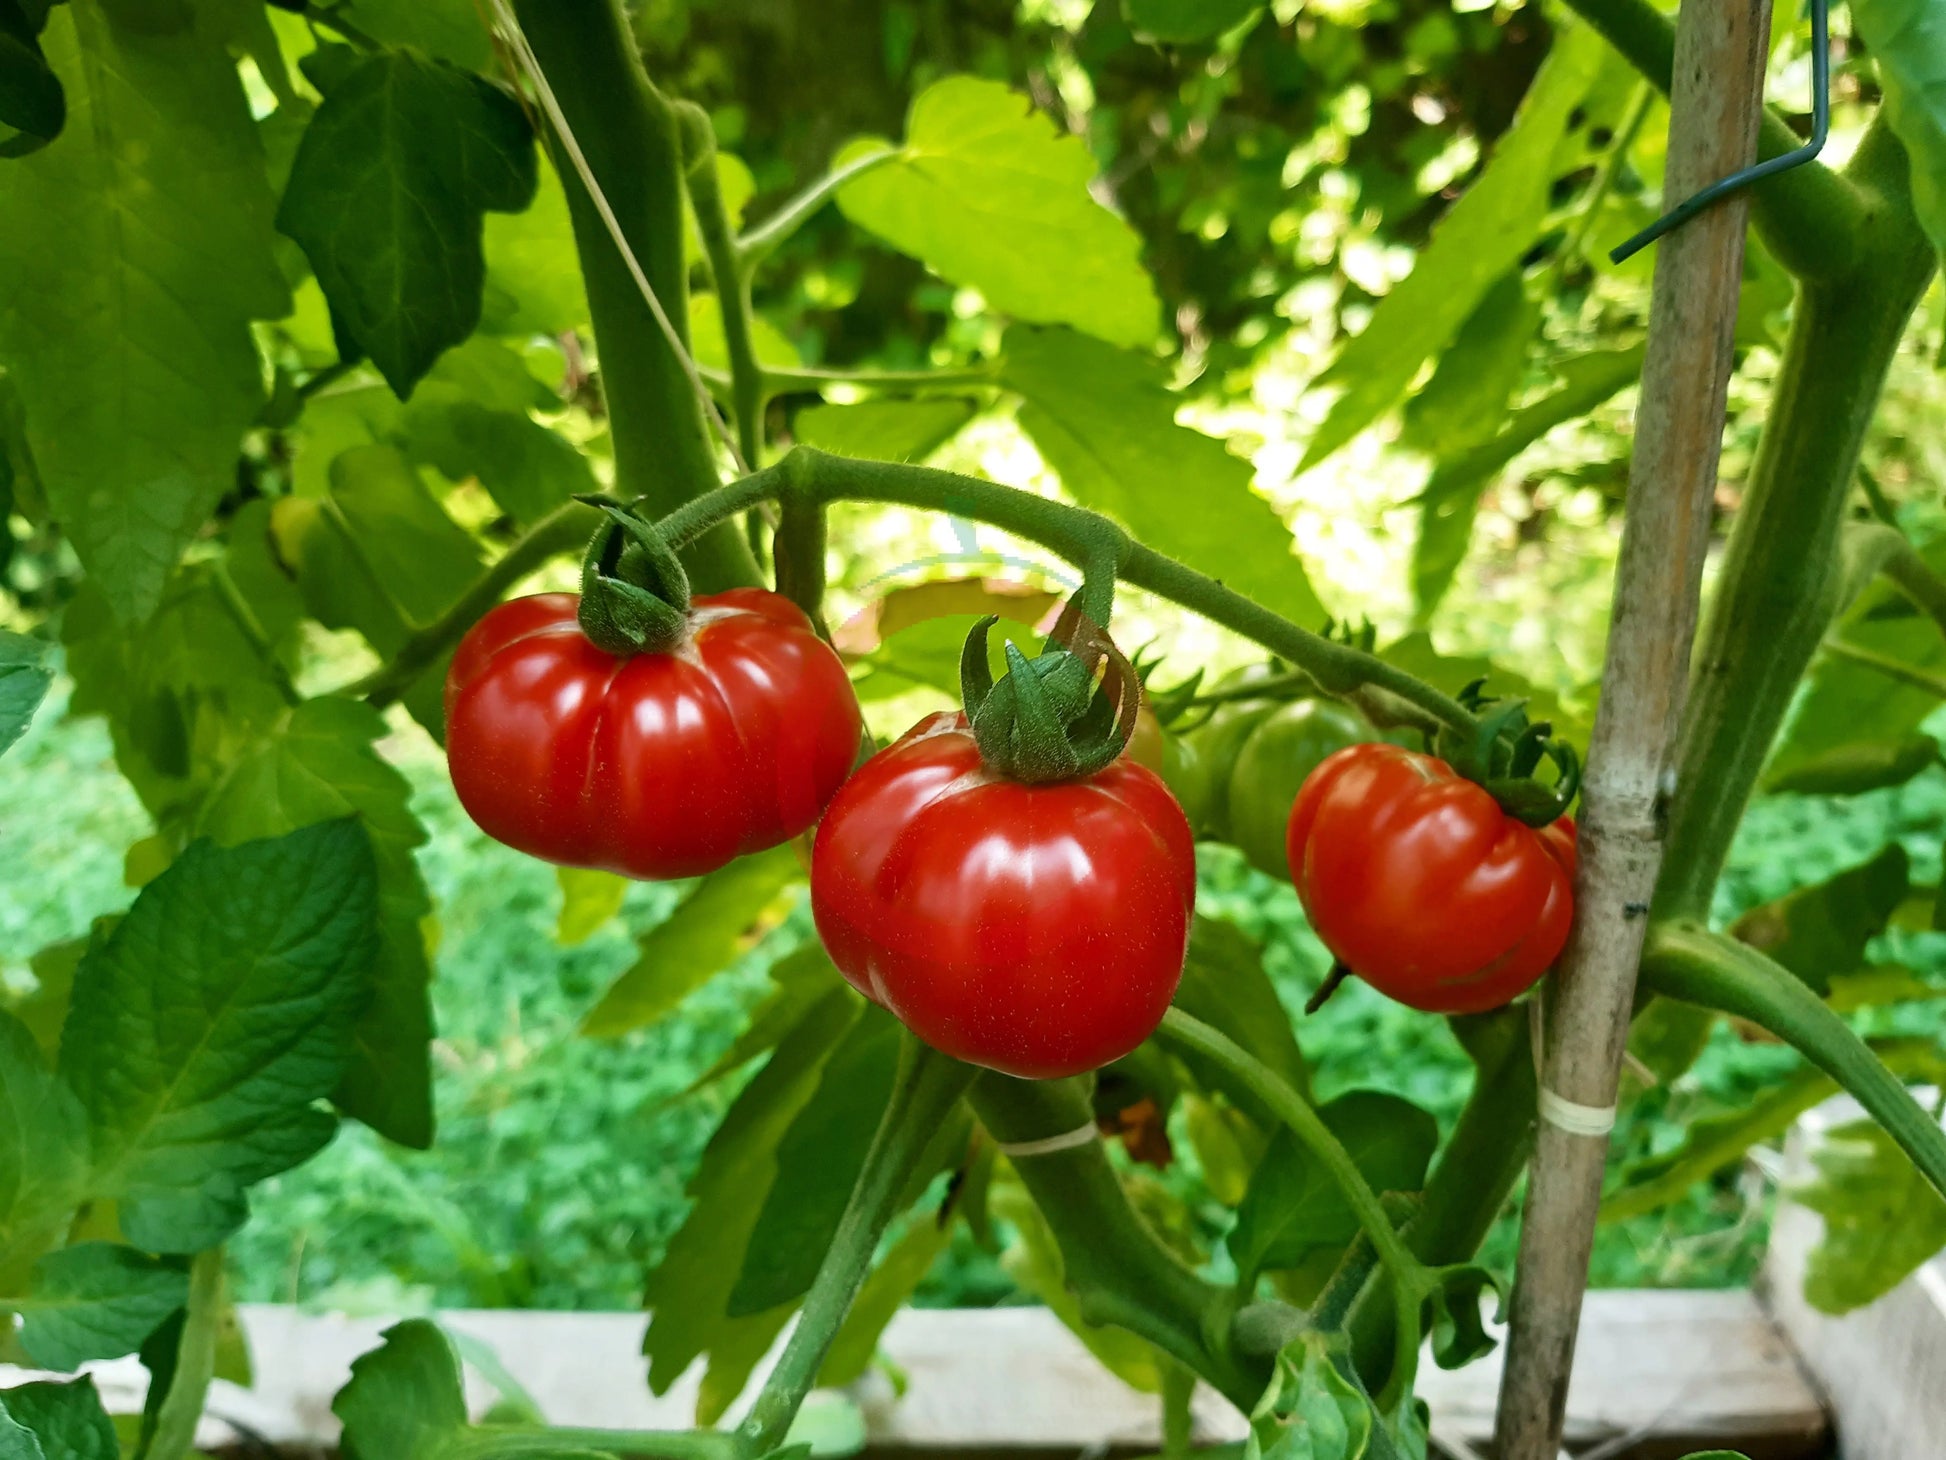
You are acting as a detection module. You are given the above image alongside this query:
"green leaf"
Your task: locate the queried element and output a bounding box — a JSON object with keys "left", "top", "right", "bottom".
{"left": 1004, "top": 325, "right": 1325, "bottom": 630}
{"left": 1770, "top": 539, "right": 1946, "bottom": 780}
{"left": 1763, "top": 733, "right": 1939, "bottom": 795}
{"left": 0, "top": 1010, "right": 86, "bottom": 1274}
{"left": 0, "top": 630, "right": 49, "bottom": 758}
{"left": 276, "top": 51, "right": 538, "bottom": 397}
{"left": 332, "top": 1319, "right": 468, "bottom": 1460}
{"left": 728, "top": 1006, "right": 902, "bottom": 1315}
{"left": 192, "top": 698, "right": 437, "bottom": 1150}
{"left": 991, "top": 1170, "right": 1163, "bottom": 1393}
{"left": 1245, "top": 1332, "right": 1373, "bottom": 1460}
{"left": 0, "top": 1379, "right": 117, "bottom": 1460}
{"left": 0, "top": 0, "right": 62, "bottom": 157}
{"left": 689, "top": 293, "right": 800, "bottom": 371}
{"left": 1302, "top": 19, "right": 1607, "bottom": 471}
{"left": 482, "top": 153, "right": 587, "bottom": 335}
{"left": 1851, "top": 0, "right": 1946, "bottom": 260}
{"left": 333, "top": 0, "right": 492, "bottom": 70}
{"left": 273, "top": 443, "right": 484, "bottom": 737}
{"left": 818, "top": 1201, "right": 958, "bottom": 1387}
{"left": 643, "top": 990, "right": 862, "bottom": 1396}
{"left": 1229, "top": 1091, "right": 1436, "bottom": 1282}
{"left": 1172, "top": 916, "right": 1309, "bottom": 1117}
{"left": 581, "top": 847, "right": 803, "bottom": 1038}
{"left": 1123, "top": 0, "right": 1263, "bottom": 45}
{"left": 793, "top": 399, "right": 977, "bottom": 463}
{"left": 846, "top": 613, "right": 1040, "bottom": 704}
{"left": 1399, "top": 271, "right": 1538, "bottom": 461}
{"left": 1728, "top": 844, "right": 1909, "bottom": 998}
{"left": 554, "top": 867, "right": 629, "bottom": 947}
{"left": 837, "top": 77, "right": 1159, "bottom": 346}
{"left": 1376, "top": 631, "right": 1584, "bottom": 743}
{"left": 1602, "top": 1066, "right": 1839, "bottom": 1223}
{"left": 1796, "top": 1117, "right": 1946, "bottom": 1314}
{"left": 405, "top": 401, "right": 596, "bottom": 525}
{"left": 57, "top": 821, "right": 378, "bottom": 1251}
{"left": 0, "top": 1415, "right": 36, "bottom": 1460}
{"left": 0, "top": 3, "right": 288, "bottom": 620}
{"left": 1425, "top": 1265, "right": 1500, "bottom": 1370}
{"left": 14, "top": 1244, "right": 186, "bottom": 1371}
{"left": 683, "top": 944, "right": 851, "bottom": 1096}
{"left": 1411, "top": 344, "right": 1644, "bottom": 617}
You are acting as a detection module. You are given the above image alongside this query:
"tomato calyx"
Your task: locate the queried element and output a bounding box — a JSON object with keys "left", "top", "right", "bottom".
{"left": 958, "top": 597, "right": 1142, "bottom": 784}
{"left": 573, "top": 494, "right": 693, "bottom": 656}
{"left": 1434, "top": 681, "right": 1582, "bottom": 827}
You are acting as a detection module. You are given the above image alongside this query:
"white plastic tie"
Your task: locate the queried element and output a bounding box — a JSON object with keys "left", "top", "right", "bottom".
{"left": 1528, "top": 995, "right": 1619, "bottom": 1137}
{"left": 996, "top": 1123, "right": 1099, "bottom": 1158}
{"left": 1537, "top": 1087, "right": 1617, "bottom": 1137}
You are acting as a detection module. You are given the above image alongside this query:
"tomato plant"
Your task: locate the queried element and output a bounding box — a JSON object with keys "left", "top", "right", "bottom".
{"left": 2, "top": 0, "right": 1945, "bottom": 1457}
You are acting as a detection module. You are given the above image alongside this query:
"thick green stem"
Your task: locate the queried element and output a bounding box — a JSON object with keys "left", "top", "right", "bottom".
{"left": 510, "top": 0, "right": 755, "bottom": 592}
{"left": 1640, "top": 922, "right": 1946, "bottom": 1201}
{"left": 679, "top": 103, "right": 765, "bottom": 474}
{"left": 1560, "top": 0, "right": 1866, "bottom": 277}
{"left": 141, "top": 1250, "right": 223, "bottom": 1460}
{"left": 1157, "top": 1010, "right": 1427, "bottom": 1403}
{"left": 740, "top": 1039, "right": 975, "bottom": 1454}
{"left": 1347, "top": 1008, "right": 1536, "bottom": 1390}
{"left": 773, "top": 495, "right": 829, "bottom": 627}
{"left": 967, "top": 1073, "right": 1265, "bottom": 1411}
{"left": 344, "top": 447, "right": 1477, "bottom": 738}
{"left": 1653, "top": 121, "right": 1937, "bottom": 919}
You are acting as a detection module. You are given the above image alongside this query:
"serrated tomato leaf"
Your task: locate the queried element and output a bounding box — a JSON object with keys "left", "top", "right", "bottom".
{"left": 0, "top": 1380, "right": 116, "bottom": 1460}
{"left": 277, "top": 52, "right": 537, "bottom": 397}
{"left": 838, "top": 77, "right": 1159, "bottom": 346}
{"left": 192, "top": 698, "right": 437, "bottom": 1150}
{"left": 57, "top": 821, "right": 378, "bottom": 1252}
{"left": 0, "top": 5, "right": 288, "bottom": 620}
{"left": 1004, "top": 325, "right": 1325, "bottom": 631}
{"left": 14, "top": 1244, "right": 186, "bottom": 1371}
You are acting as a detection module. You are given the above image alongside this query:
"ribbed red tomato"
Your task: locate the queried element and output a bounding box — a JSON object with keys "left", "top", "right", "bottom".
{"left": 445, "top": 590, "right": 862, "bottom": 880}
{"left": 811, "top": 712, "right": 1196, "bottom": 1079}
{"left": 1286, "top": 743, "right": 1577, "bottom": 1014}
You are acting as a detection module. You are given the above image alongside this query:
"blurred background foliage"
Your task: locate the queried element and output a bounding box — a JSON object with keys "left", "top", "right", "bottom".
{"left": 4, "top": 0, "right": 1945, "bottom": 1317}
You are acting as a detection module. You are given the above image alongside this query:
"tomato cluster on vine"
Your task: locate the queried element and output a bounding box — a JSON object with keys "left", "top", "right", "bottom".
{"left": 446, "top": 532, "right": 1580, "bottom": 1079}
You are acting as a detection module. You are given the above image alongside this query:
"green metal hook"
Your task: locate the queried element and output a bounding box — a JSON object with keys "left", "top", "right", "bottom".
{"left": 1609, "top": 0, "right": 1830, "bottom": 264}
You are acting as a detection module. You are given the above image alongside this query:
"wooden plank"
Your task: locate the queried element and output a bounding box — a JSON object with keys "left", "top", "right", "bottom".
{"left": 1762, "top": 1094, "right": 1946, "bottom": 1460}
{"left": 0, "top": 1294, "right": 1824, "bottom": 1455}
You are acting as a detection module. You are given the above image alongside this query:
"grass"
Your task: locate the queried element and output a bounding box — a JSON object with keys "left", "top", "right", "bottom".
{"left": 5, "top": 673, "right": 1944, "bottom": 1316}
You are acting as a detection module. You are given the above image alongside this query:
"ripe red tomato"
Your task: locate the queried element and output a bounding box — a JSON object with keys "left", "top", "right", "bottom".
{"left": 1286, "top": 743, "right": 1577, "bottom": 1014}
{"left": 445, "top": 590, "right": 863, "bottom": 880}
{"left": 811, "top": 711, "right": 1196, "bottom": 1079}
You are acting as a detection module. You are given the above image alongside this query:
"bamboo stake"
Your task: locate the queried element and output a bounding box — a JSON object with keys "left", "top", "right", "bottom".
{"left": 1492, "top": 2, "right": 1773, "bottom": 1456}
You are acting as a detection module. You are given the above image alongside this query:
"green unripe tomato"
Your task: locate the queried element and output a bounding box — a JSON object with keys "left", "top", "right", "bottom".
{"left": 1183, "top": 694, "right": 1279, "bottom": 839}
{"left": 1226, "top": 698, "right": 1371, "bottom": 878}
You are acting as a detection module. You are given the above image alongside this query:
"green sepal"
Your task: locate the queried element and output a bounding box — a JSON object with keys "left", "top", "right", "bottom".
{"left": 960, "top": 607, "right": 1140, "bottom": 784}
{"left": 1435, "top": 682, "right": 1580, "bottom": 826}
{"left": 960, "top": 614, "right": 999, "bottom": 722}
{"left": 575, "top": 494, "right": 693, "bottom": 656}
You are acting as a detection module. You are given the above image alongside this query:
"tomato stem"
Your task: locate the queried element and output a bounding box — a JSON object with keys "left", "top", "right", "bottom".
{"left": 1156, "top": 1009, "right": 1430, "bottom": 1404}
{"left": 738, "top": 1035, "right": 976, "bottom": 1456}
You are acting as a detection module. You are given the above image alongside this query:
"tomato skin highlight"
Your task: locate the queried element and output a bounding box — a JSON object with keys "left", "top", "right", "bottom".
{"left": 811, "top": 712, "right": 1197, "bottom": 1080}
{"left": 1286, "top": 743, "right": 1577, "bottom": 1014}
{"left": 445, "top": 590, "right": 863, "bottom": 880}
